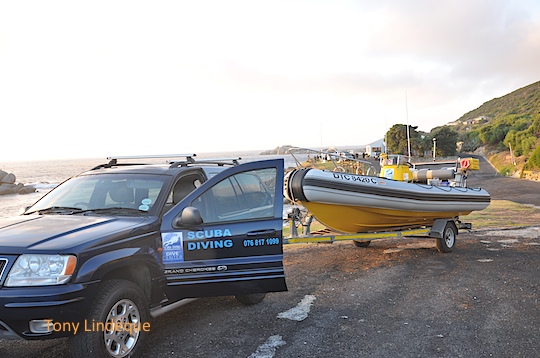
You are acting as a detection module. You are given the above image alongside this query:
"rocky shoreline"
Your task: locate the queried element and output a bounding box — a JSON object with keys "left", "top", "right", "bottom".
{"left": 0, "top": 170, "right": 36, "bottom": 195}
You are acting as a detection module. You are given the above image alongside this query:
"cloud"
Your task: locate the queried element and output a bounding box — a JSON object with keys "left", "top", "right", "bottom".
{"left": 368, "top": 0, "right": 540, "bottom": 88}
{"left": 1, "top": 0, "right": 540, "bottom": 160}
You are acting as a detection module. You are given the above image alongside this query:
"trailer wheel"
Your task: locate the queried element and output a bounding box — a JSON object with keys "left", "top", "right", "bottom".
{"left": 235, "top": 293, "right": 266, "bottom": 305}
{"left": 436, "top": 222, "right": 457, "bottom": 253}
{"left": 353, "top": 240, "right": 371, "bottom": 248}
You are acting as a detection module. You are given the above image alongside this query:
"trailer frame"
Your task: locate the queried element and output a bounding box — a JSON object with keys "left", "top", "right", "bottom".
{"left": 284, "top": 208, "right": 472, "bottom": 253}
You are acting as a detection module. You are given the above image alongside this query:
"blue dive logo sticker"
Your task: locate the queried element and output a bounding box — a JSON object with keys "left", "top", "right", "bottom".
{"left": 162, "top": 232, "right": 184, "bottom": 263}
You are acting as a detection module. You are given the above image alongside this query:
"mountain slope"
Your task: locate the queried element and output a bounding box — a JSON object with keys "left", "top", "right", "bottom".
{"left": 449, "top": 80, "right": 540, "bottom": 132}
{"left": 446, "top": 80, "right": 540, "bottom": 174}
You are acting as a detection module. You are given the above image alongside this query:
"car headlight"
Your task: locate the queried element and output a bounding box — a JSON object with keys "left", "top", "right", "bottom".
{"left": 5, "top": 254, "right": 77, "bottom": 287}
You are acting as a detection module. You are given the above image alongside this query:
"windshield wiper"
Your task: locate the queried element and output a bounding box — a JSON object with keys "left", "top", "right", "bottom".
{"left": 26, "top": 206, "right": 148, "bottom": 216}
{"left": 25, "top": 206, "right": 85, "bottom": 215}
{"left": 75, "top": 207, "right": 147, "bottom": 215}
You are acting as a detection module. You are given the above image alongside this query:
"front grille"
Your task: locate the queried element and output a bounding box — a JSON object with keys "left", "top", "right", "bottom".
{"left": 0, "top": 258, "right": 8, "bottom": 283}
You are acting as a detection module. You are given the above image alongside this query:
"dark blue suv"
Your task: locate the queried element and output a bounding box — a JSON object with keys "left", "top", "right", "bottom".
{"left": 0, "top": 155, "right": 287, "bottom": 357}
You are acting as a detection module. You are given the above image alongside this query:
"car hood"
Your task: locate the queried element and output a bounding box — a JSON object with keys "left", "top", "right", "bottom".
{"left": 0, "top": 215, "right": 150, "bottom": 252}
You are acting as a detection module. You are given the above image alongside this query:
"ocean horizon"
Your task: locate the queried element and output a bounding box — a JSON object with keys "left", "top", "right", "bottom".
{"left": 0, "top": 150, "right": 313, "bottom": 218}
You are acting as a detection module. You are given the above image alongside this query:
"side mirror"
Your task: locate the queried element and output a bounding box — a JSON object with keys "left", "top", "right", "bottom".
{"left": 174, "top": 206, "right": 203, "bottom": 228}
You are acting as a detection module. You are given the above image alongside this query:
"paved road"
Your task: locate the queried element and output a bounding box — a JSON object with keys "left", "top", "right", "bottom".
{"left": 2, "top": 155, "right": 539, "bottom": 358}
{"left": 466, "top": 154, "right": 540, "bottom": 207}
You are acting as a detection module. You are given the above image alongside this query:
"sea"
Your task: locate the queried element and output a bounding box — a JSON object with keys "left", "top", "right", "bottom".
{"left": 0, "top": 151, "right": 307, "bottom": 218}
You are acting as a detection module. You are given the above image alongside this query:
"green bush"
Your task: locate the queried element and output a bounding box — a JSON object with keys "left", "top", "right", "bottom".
{"left": 528, "top": 145, "right": 540, "bottom": 169}
{"left": 500, "top": 166, "right": 514, "bottom": 176}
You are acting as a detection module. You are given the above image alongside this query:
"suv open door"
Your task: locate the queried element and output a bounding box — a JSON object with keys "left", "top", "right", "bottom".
{"left": 161, "top": 159, "right": 287, "bottom": 301}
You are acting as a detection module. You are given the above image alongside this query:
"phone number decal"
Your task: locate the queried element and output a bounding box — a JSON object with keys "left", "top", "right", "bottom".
{"left": 243, "top": 237, "right": 280, "bottom": 247}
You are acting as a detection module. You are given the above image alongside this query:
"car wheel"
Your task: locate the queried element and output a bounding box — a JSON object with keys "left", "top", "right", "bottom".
{"left": 436, "top": 222, "right": 457, "bottom": 253}
{"left": 235, "top": 293, "right": 266, "bottom": 305}
{"left": 69, "top": 279, "right": 150, "bottom": 358}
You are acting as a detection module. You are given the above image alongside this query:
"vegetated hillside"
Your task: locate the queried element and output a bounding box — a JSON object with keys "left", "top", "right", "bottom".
{"left": 452, "top": 80, "right": 540, "bottom": 129}
{"left": 446, "top": 80, "right": 540, "bottom": 176}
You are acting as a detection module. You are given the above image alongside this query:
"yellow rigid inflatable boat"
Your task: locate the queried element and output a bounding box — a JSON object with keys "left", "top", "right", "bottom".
{"left": 284, "top": 159, "right": 490, "bottom": 233}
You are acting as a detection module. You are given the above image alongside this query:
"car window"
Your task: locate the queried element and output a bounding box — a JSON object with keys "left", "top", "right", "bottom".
{"left": 163, "top": 175, "right": 202, "bottom": 214}
{"left": 27, "top": 174, "right": 167, "bottom": 213}
{"left": 166, "top": 176, "right": 202, "bottom": 206}
{"left": 102, "top": 179, "right": 163, "bottom": 209}
{"left": 191, "top": 168, "right": 276, "bottom": 224}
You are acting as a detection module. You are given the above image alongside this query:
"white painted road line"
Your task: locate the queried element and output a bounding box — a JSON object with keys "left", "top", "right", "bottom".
{"left": 248, "top": 335, "right": 286, "bottom": 358}
{"left": 277, "top": 295, "right": 316, "bottom": 322}
{"left": 248, "top": 295, "right": 316, "bottom": 357}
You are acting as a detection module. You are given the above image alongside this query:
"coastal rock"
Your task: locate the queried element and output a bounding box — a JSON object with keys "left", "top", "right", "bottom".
{"left": 0, "top": 170, "right": 36, "bottom": 195}
{"left": 0, "top": 183, "right": 22, "bottom": 195}
{"left": 18, "top": 186, "right": 36, "bottom": 194}
{"left": 1, "top": 173, "right": 16, "bottom": 184}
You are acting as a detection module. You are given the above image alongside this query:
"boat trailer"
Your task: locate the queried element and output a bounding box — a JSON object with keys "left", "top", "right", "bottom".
{"left": 284, "top": 207, "right": 472, "bottom": 253}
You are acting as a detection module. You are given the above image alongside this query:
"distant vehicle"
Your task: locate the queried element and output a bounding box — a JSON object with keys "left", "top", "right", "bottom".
{"left": 339, "top": 152, "right": 355, "bottom": 160}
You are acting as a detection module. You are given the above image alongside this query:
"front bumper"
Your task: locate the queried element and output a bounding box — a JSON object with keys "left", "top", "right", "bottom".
{"left": 0, "top": 281, "right": 100, "bottom": 340}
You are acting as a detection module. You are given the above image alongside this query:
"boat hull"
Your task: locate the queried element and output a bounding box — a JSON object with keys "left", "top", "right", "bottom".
{"left": 285, "top": 168, "right": 491, "bottom": 233}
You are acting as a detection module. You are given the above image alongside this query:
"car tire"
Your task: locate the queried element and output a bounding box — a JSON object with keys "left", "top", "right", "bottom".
{"left": 235, "top": 293, "right": 266, "bottom": 305}
{"left": 69, "top": 279, "right": 150, "bottom": 358}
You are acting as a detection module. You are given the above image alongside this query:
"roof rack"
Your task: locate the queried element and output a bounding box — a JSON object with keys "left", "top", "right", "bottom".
{"left": 169, "top": 157, "right": 242, "bottom": 168}
{"left": 90, "top": 154, "right": 241, "bottom": 170}
{"left": 91, "top": 154, "right": 197, "bottom": 170}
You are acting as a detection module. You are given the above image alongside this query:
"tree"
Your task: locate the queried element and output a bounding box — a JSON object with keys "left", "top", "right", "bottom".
{"left": 459, "top": 131, "right": 481, "bottom": 152}
{"left": 503, "top": 115, "right": 540, "bottom": 156}
{"left": 385, "top": 124, "right": 422, "bottom": 155}
{"left": 430, "top": 126, "right": 458, "bottom": 156}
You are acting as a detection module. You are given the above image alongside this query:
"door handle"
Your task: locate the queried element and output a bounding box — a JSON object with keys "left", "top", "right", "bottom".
{"left": 247, "top": 229, "right": 277, "bottom": 237}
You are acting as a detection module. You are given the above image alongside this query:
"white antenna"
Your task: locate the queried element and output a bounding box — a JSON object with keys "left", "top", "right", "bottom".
{"left": 385, "top": 117, "right": 388, "bottom": 154}
{"left": 405, "top": 91, "right": 411, "bottom": 161}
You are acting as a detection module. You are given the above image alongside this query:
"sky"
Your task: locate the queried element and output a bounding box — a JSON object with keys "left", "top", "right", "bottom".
{"left": 1, "top": 0, "right": 540, "bottom": 161}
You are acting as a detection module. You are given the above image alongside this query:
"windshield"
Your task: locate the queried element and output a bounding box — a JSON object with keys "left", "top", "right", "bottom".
{"left": 26, "top": 174, "right": 168, "bottom": 215}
